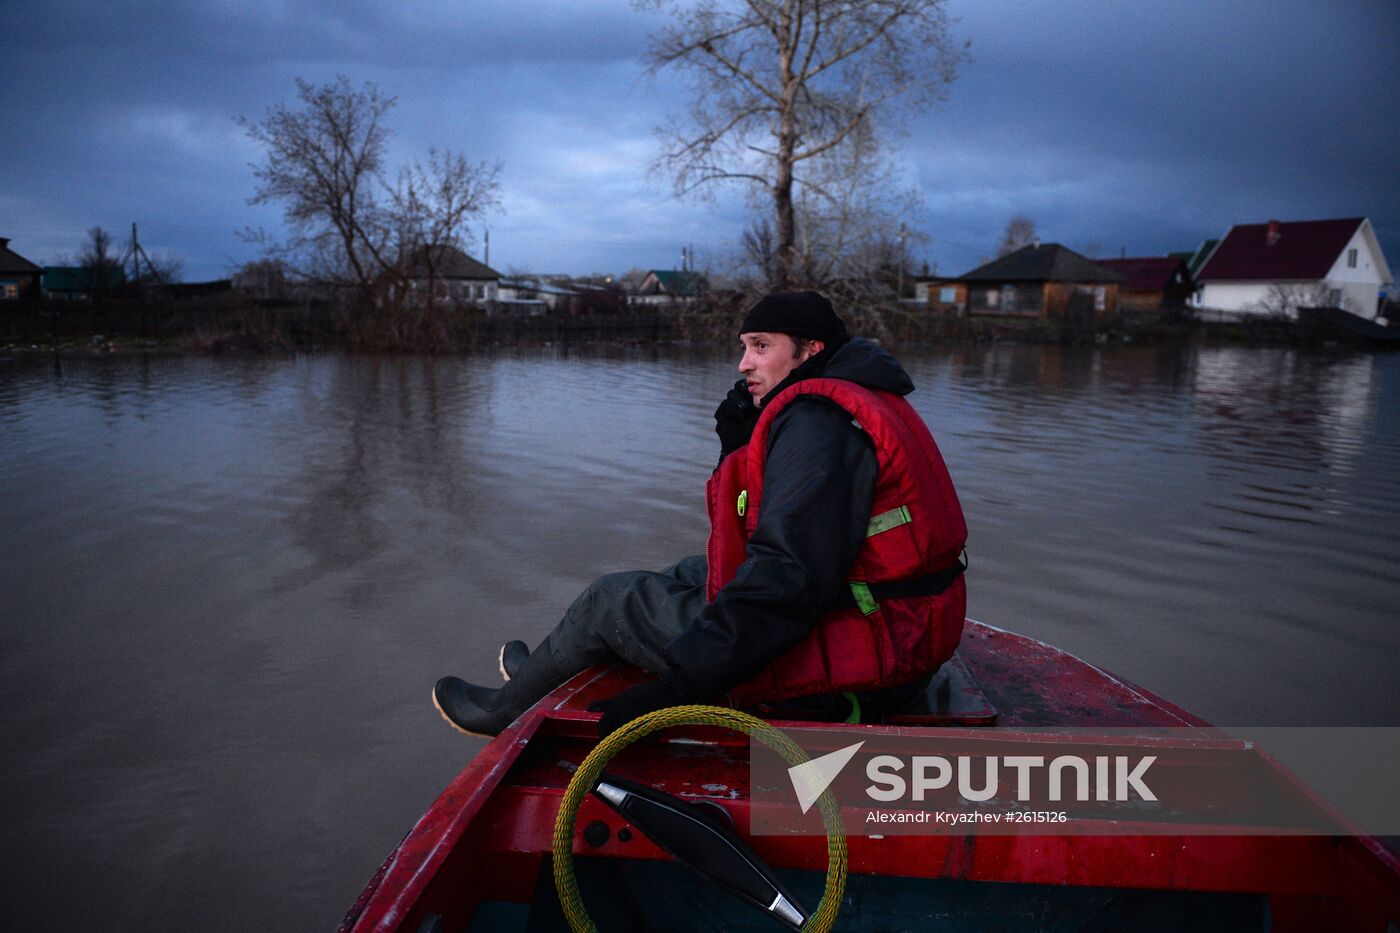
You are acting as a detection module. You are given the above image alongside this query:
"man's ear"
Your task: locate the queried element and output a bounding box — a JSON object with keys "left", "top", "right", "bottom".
{"left": 804, "top": 339, "right": 825, "bottom": 361}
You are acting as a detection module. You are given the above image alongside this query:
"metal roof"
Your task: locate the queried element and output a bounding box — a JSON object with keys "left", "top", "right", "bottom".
{"left": 646, "top": 269, "right": 706, "bottom": 296}
{"left": 1197, "top": 218, "right": 1364, "bottom": 282}
{"left": 0, "top": 238, "right": 43, "bottom": 275}
{"left": 1094, "top": 257, "right": 1189, "bottom": 291}
{"left": 406, "top": 245, "right": 500, "bottom": 280}
{"left": 42, "top": 266, "right": 127, "bottom": 291}
{"left": 957, "top": 243, "right": 1121, "bottom": 283}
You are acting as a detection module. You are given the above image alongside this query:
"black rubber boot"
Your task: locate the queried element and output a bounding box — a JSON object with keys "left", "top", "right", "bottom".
{"left": 498, "top": 640, "right": 529, "bottom": 682}
{"left": 433, "top": 643, "right": 568, "bottom": 737}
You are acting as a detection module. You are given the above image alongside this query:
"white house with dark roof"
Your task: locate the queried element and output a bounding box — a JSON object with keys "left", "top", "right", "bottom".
{"left": 497, "top": 277, "right": 581, "bottom": 311}
{"left": 1193, "top": 217, "right": 1393, "bottom": 319}
{"left": 406, "top": 245, "right": 500, "bottom": 304}
{"left": 631, "top": 269, "right": 707, "bottom": 306}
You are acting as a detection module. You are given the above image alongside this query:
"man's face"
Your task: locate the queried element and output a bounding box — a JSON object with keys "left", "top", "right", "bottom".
{"left": 738, "top": 332, "right": 824, "bottom": 404}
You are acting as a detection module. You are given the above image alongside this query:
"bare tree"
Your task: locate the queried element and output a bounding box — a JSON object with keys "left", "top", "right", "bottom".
{"left": 76, "top": 226, "right": 122, "bottom": 302}
{"left": 997, "top": 214, "right": 1037, "bottom": 257}
{"left": 232, "top": 258, "right": 294, "bottom": 301}
{"left": 239, "top": 76, "right": 500, "bottom": 337}
{"left": 145, "top": 253, "right": 184, "bottom": 285}
{"left": 639, "top": 0, "right": 966, "bottom": 288}
{"left": 619, "top": 267, "right": 651, "bottom": 292}
{"left": 390, "top": 148, "right": 502, "bottom": 334}
{"left": 240, "top": 78, "right": 394, "bottom": 298}
{"left": 788, "top": 125, "right": 925, "bottom": 292}
{"left": 1255, "top": 282, "right": 1337, "bottom": 318}
{"left": 741, "top": 218, "right": 776, "bottom": 285}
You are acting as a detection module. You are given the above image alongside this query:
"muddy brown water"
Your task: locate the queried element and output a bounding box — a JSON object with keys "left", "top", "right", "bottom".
{"left": 2, "top": 344, "right": 1397, "bottom": 930}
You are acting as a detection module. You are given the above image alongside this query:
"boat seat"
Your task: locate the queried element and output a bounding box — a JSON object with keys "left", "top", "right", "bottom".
{"left": 761, "top": 653, "right": 998, "bottom": 727}
{"left": 883, "top": 652, "right": 998, "bottom": 726}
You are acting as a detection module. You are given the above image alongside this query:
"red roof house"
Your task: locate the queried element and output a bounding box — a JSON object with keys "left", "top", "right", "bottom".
{"left": 1194, "top": 217, "right": 1393, "bottom": 319}
{"left": 1095, "top": 257, "right": 1193, "bottom": 312}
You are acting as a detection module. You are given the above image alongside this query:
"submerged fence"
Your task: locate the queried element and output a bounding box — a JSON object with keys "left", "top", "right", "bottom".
{"left": 0, "top": 300, "right": 681, "bottom": 349}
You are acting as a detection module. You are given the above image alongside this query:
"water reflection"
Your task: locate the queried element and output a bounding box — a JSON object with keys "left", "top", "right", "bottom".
{"left": 0, "top": 344, "right": 1397, "bottom": 932}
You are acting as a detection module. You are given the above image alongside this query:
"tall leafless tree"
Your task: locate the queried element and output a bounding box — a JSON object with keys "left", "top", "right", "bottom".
{"left": 788, "top": 122, "right": 924, "bottom": 291}
{"left": 76, "top": 226, "right": 122, "bottom": 302}
{"left": 240, "top": 77, "right": 500, "bottom": 336}
{"left": 997, "top": 214, "right": 1037, "bottom": 257}
{"left": 638, "top": 0, "right": 966, "bottom": 288}
{"left": 240, "top": 78, "right": 394, "bottom": 297}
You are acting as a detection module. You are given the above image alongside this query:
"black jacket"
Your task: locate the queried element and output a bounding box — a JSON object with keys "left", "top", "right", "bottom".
{"left": 664, "top": 338, "right": 918, "bottom": 699}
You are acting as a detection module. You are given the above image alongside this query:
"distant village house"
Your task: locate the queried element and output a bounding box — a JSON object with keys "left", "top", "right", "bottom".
{"left": 1192, "top": 217, "right": 1393, "bottom": 320}
{"left": 1094, "top": 256, "right": 1193, "bottom": 313}
{"left": 914, "top": 277, "right": 968, "bottom": 315}
{"left": 951, "top": 243, "right": 1121, "bottom": 321}
{"left": 1171, "top": 239, "right": 1219, "bottom": 282}
{"left": 497, "top": 277, "right": 581, "bottom": 314}
{"left": 42, "top": 265, "right": 127, "bottom": 301}
{"left": 631, "top": 269, "right": 707, "bottom": 306}
{"left": 0, "top": 238, "right": 44, "bottom": 301}
{"left": 406, "top": 245, "right": 500, "bottom": 306}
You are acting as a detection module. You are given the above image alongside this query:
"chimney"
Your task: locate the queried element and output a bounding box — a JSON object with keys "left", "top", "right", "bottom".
{"left": 1266, "top": 219, "right": 1281, "bottom": 246}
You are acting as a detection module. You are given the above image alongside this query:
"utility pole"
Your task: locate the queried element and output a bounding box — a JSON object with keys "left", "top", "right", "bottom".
{"left": 897, "top": 223, "right": 908, "bottom": 300}
{"left": 123, "top": 222, "right": 158, "bottom": 286}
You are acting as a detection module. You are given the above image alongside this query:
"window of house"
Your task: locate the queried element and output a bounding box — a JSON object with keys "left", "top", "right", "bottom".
{"left": 985, "top": 288, "right": 999, "bottom": 308}
{"left": 1, "top": 282, "right": 17, "bottom": 300}
{"left": 1347, "top": 248, "right": 1358, "bottom": 269}
{"left": 1001, "top": 285, "right": 1015, "bottom": 311}
{"left": 1328, "top": 288, "right": 1342, "bottom": 307}
{"left": 1094, "top": 287, "right": 1106, "bottom": 311}
{"left": 939, "top": 287, "right": 957, "bottom": 303}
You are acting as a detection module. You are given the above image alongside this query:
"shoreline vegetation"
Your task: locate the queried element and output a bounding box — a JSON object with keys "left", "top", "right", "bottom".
{"left": 0, "top": 293, "right": 1349, "bottom": 356}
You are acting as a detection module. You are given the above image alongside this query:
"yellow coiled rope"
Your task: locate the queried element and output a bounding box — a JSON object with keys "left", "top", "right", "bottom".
{"left": 551, "top": 704, "right": 848, "bottom": 933}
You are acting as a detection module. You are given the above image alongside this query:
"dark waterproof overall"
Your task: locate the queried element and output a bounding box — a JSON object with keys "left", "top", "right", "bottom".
{"left": 534, "top": 338, "right": 966, "bottom": 715}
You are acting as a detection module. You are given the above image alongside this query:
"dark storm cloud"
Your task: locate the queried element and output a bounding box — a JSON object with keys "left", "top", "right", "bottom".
{"left": 2, "top": 0, "right": 1396, "bottom": 280}
{"left": 913, "top": 1, "right": 1400, "bottom": 272}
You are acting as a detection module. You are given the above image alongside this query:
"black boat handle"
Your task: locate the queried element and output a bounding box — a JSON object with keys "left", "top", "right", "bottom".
{"left": 590, "top": 771, "right": 807, "bottom": 930}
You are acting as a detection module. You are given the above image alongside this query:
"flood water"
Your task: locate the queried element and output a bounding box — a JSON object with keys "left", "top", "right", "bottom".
{"left": 2, "top": 343, "right": 1398, "bottom": 930}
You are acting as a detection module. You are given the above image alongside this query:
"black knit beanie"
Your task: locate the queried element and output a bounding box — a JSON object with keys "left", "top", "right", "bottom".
{"left": 739, "top": 290, "right": 849, "bottom": 344}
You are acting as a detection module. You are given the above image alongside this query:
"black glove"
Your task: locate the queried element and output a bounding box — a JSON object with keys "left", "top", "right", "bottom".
{"left": 595, "top": 670, "right": 701, "bottom": 738}
{"left": 714, "top": 378, "right": 759, "bottom": 461}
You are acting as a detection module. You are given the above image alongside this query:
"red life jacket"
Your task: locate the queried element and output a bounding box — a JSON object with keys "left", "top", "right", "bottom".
{"left": 706, "top": 377, "right": 967, "bottom": 705}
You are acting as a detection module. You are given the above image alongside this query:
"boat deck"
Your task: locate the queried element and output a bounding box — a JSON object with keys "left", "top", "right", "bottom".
{"left": 342, "top": 621, "right": 1400, "bottom": 932}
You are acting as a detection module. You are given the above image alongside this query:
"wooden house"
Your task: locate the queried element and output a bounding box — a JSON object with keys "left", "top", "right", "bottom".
{"left": 914, "top": 277, "right": 968, "bottom": 315}
{"left": 0, "top": 237, "right": 44, "bottom": 301}
{"left": 957, "top": 243, "right": 1121, "bottom": 321}
{"left": 1094, "top": 256, "right": 1193, "bottom": 312}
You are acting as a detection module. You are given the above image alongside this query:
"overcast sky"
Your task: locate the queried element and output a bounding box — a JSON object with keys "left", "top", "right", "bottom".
{"left": 3, "top": 0, "right": 1397, "bottom": 281}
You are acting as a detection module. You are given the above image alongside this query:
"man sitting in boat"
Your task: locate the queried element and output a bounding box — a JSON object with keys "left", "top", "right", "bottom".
{"left": 433, "top": 290, "right": 968, "bottom": 737}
